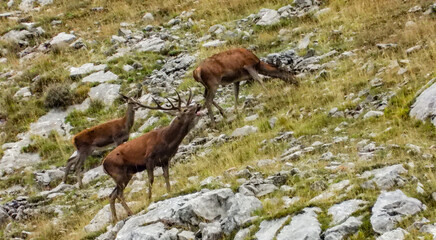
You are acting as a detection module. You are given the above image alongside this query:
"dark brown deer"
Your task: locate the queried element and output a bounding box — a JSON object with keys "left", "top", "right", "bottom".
{"left": 102, "top": 90, "right": 203, "bottom": 222}
{"left": 63, "top": 88, "right": 142, "bottom": 187}
{"left": 193, "top": 48, "right": 297, "bottom": 126}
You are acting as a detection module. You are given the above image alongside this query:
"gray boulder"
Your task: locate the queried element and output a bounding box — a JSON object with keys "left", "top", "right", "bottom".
{"left": 85, "top": 203, "right": 135, "bottom": 233}
{"left": 202, "top": 40, "right": 227, "bottom": 48}
{"left": 363, "top": 110, "right": 384, "bottom": 119}
{"left": 82, "top": 71, "right": 118, "bottom": 83}
{"left": 88, "top": 83, "right": 121, "bottom": 105}
{"left": 323, "top": 217, "right": 362, "bottom": 240}
{"left": 50, "top": 32, "right": 76, "bottom": 48}
{"left": 69, "top": 63, "right": 107, "bottom": 78}
{"left": 14, "top": 87, "right": 32, "bottom": 98}
{"left": 328, "top": 199, "right": 367, "bottom": 225}
{"left": 35, "top": 169, "right": 65, "bottom": 186}
{"left": 376, "top": 228, "right": 408, "bottom": 240}
{"left": 370, "top": 190, "right": 426, "bottom": 234}
{"left": 255, "top": 216, "right": 289, "bottom": 240}
{"left": 200, "top": 221, "right": 222, "bottom": 240}
{"left": 134, "top": 37, "right": 165, "bottom": 52}
{"left": 82, "top": 166, "right": 106, "bottom": 185}
{"left": 410, "top": 80, "right": 436, "bottom": 126}
{"left": 256, "top": 9, "right": 280, "bottom": 26}
{"left": 419, "top": 224, "right": 436, "bottom": 239}
{"left": 231, "top": 125, "right": 258, "bottom": 137}
{"left": 361, "top": 164, "right": 407, "bottom": 190}
{"left": 293, "top": 0, "right": 312, "bottom": 8}
{"left": 117, "top": 221, "right": 178, "bottom": 240}
{"left": 116, "top": 188, "right": 261, "bottom": 239}
{"left": 178, "top": 230, "right": 195, "bottom": 240}
{"left": 276, "top": 207, "right": 321, "bottom": 240}
{"left": 1, "top": 30, "right": 33, "bottom": 44}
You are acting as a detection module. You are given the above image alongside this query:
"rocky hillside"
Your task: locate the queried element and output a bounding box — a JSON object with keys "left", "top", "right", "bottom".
{"left": 1, "top": 0, "right": 436, "bottom": 239}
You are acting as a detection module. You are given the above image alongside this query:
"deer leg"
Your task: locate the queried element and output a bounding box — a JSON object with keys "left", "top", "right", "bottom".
{"left": 162, "top": 164, "right": 171, "bottom": 193}
{"left": 63, "top": 150, "right": 78, "bottom": 183}
{"left": 147, "top": 168, "right": 154, "bottom": 200}
{"left": 109, "top": 186, "right": 119, "bottom": 223}
{"left": 212, "top": 101, "right": 226, "bottom": 118}
{"left": 204, "top": 87, "right": 216, "bottom": 126}
{"left": 233, "top": 82, "right": 240, "bottom": 112}
{"left": 244, "top": 65, "right": 266, "bottom": 90}
{"left": 118, "top": 186, "right": 132, "bottom": 216}
{"left": 75, "top": 148, "right": 91, "bottom": 188}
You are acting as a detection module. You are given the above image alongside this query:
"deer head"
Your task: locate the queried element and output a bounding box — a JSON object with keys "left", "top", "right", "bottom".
{"left": 133, "top": 89, "right": 204, "bottom": 131}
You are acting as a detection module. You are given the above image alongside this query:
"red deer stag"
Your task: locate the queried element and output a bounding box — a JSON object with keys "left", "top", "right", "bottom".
{"left": 63, "top": 88, "right": 142, "bottom": 187}
{"left": 193, "top": 48, "right": 297, "bottom": 126}
{"left": 102, "top": 90, "right": 203, "bottom": 222}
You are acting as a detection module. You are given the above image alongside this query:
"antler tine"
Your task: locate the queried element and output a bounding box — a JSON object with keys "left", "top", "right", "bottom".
{"left": 175, "top": 90, "right": 182, "bottom": 110}
{"left": 186, "top": 88, "right": 193, "bottom": 107}
{"left": 134, "top": 96, "right": 178, "bottom": 111}
{"left": 164, "top": 97, "right": 177, "bottom": 109}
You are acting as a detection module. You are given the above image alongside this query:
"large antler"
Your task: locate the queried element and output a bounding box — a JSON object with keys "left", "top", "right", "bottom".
{"left": 125, "top": 91, "right": 183, "bottom": 111}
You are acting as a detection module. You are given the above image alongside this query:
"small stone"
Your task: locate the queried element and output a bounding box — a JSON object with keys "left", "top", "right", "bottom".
{"left": 245, "top": 114, "right": 259, "bottom": 122}
{"left": 123, "top": 65, "right": 134, "bottom": 72}
{"left": 202, "top": 40, "right": 227, "bottom": 48}
{"left": 178, "top": 230, "right": 195, "bottom": 240}
{"left": 269, "top": 116, "right": 278, "bottom": 128}
{"left": 405, "top": 45, "right": 422, "bottom": 54}
{"left": 50, "top": 32, "right": 76, "bottom": 47}
{"left": 255, "top": 216, "right": 289, "bottom": 240}
{"left": 82, "top": 71, "right": 118, "bottom": 83}
{"left": 408, "top": 5, "right": 422, "bottom": 13}
{"left": 363, "top": 111, "right": 384, "bottom": 119}
{"left": 376, "top": 228, "right": 408, "bottom": 240}
{"left": 256, "top": 9, "right": 280, "bottom": 26}
{"left": 142, "top": 12, "right": 154, "bottom": 22}
{"left": 231, "top": 125, "right": 258, "bottom": 137}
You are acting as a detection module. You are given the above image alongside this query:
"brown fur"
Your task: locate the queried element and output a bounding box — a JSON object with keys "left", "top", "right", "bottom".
{"left": 193, "top": 48, "right": 297, "bottom": 126}
{"left": 63, "top": 100, "right": 137, "bottom": 187}
{"left": 102, "top": 103, "right": 202, "bottom": 222}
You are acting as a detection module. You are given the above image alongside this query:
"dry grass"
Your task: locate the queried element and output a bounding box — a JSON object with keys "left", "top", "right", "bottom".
{"left": 2, "top": 0, "right": 436, "bottom": 239}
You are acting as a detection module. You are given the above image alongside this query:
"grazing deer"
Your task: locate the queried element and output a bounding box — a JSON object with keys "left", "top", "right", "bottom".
{"left": 193, "top": 48, "right": 297, "bottom": 126}
{"left": 63, "top": 88, "right": 142, "bottom": 187}
{"left": 102, "top": 90, "right": 203, "bottom": 222}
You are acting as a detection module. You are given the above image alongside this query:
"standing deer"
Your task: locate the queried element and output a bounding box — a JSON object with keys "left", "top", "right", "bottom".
{"left": 102, "top": 90, "right": 203, "bottom": 222}
{"left": 193, "top": 48, "right": 297, "bottom": 126}
{"left": 63, "top": 88, "right": 142, "bottom": 187}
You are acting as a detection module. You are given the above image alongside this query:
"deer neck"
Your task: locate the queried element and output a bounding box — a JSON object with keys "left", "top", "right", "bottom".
{"left": 163, "top": 118, "right": 192, "bottom": 148}
{"left": 124, "top": 104, "right": 135, "bottom": 130}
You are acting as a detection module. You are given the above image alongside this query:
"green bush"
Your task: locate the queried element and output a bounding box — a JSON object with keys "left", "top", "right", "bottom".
{"left": 44, "top": 84, "right": 73, "bottom": 109}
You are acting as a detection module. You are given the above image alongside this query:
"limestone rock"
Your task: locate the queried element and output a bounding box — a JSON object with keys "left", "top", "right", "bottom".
{"left": 323, "top": 217, "right": 362, "bottom": 240}
{"left": 370, "top": 190, "right": 426, "bottom": 234}
{"left": 50, "top": 32, "right": 76, "bottom": 48}
{"left": 255, "top": 216, "right": 289, "bottom": 240}
{"left": 376, "top": 228, "right": 408, "bottom": 240}
{"left": 231, "top": 125, "right": 258, "bottom": 137}
{"left": 82, "top": 166, "right": 106, "bottom": 185}
{"left": 82, "top": 71, "right": 118, "bottom": 83}
{"left": 276, "top": 207, "right": 321, "bottom": 240}
{"left": 134, "top": 37, "right": 165, "bottom": 52}
{"left": 410, "top": 80, "right": 436, "bottom": 126}
{"left": 88, "top": 83, "right": 121, "bottom": 105}
{"left": 328, "top": 199, "right": 367, "bottom": 225}
{"left": 256, "top": 9, "right": 280, "bottom": 26}
{"left": 69, "top": 63, "right": 107, "bottom": 78}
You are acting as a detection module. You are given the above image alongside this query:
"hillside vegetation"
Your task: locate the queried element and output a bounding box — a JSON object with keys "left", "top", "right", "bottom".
{"left": 1, "top": 0, "right": 436, "bottom": 239}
